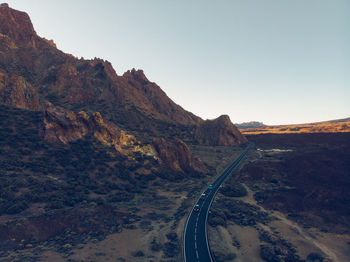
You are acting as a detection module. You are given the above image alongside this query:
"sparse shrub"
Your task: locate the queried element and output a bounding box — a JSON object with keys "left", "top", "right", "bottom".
{"left": 221, "top": 183, "right": 247, "bottom": 198}
{"left": 6, "top": 200, "right": 28, "bottom": 214}
{"left": 208, "top": 209, "right": 226, "bottom": 227}
{"left": 214, "top": 251, "right": 237, "bottom": 262}
{"left": 306, "top": 253, "right": 324, "bottom": 262}
{"left": 163, "top": 242, "right": 178, "bottom": 258}
{"left": 150, "top": 238, "right": 162, "bottom": 252}
{"left": 132, "top": 250, "right": 144, "bottom": 257}
{"left": 166, "top": 232, "right": 178, "bottom": 242}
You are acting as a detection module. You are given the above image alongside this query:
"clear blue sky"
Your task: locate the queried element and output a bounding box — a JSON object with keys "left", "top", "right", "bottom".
{"left": 8, "top": 0, "right": 350, "bottom": 125}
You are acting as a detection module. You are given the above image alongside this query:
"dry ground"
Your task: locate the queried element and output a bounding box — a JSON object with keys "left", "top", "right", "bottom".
{"left": 1, "top": 145, "right": 243, "bottom": 262}
{"left": 208, "top": 136, "right": 350, "bottom": 262}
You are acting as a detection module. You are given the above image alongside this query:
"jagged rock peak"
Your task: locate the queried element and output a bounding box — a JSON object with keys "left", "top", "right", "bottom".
{"left": 194, "top": 115, "right": 248, "bottom": 146}
{"left": 214, "top": 114, "right": 232, "bottom": 124}
{"left": 123, "top": 68, "right": 149, "bottom": 84}
{"left": 0, "top": 3, "right": 37, "bottom": 47}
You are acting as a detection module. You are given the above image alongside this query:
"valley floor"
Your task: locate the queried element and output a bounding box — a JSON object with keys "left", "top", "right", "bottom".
{"left": 209, "top": 183, "right": 350, "bottom": 262}
{"left": 1, "top": 144, "right": 242, "bottom": 262}
{"left": 208, "top": 133, "right": 350, "bottom": 262}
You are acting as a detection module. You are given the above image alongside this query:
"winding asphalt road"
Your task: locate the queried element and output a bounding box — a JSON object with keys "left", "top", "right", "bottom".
{"left": 183, "top": 143, "right": 254, "bottom": 262}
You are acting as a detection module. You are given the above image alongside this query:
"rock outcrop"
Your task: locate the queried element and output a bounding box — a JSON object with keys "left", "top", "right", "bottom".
{"left": 44, "top": 106, "right": 123, "bottom": 151}
{"left": 44, "top": 106, "right": 157, "bottom": 157}
{"left": 0, "top": 72, "right": 40, "bottom": 110}
{"left": 152, "top": 138, "right": 209, "bottom": 175}
{"left": 0, "top": 3, "right": 37, "bottom": 48}
{"left": 195, "top": 115, "right": 248, "bottom": 146}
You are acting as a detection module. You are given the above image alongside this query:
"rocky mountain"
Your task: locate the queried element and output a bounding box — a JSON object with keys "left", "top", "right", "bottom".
{"left": 0, "top": 2, "right": 248, "bottom": 180}
{"left": 194, "top": 115, "right": 248, "bottom": 145}
{"left": 0, "top": 3, "right": 199, "bottom": 127}
{"left": 0, "top": 3, "right": 246, "bottom": 146}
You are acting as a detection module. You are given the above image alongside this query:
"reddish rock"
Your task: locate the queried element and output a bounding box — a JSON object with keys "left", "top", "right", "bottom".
{"left": 0, "top": 3, "right": 37, "bottom": 47}
{"left": 153, "top": 137, "right": 209, "bottom": 175}
{"left": 0, "top": 72, "right": 40, "bottom": 110}
{"left": 0, "top": 4, "right": 247, "bottom": 147}
{"left": 44, "top": 106, "right": 123, "bottom": 152}
{"left": 194, "top": 115, "right": 248, "bottom": 146}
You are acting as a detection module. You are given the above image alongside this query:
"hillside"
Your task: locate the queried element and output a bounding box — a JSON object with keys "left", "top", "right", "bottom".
{"left": 0, "top": 3, "right": 246, "bottom": 145}
{"left": 0, "top": 3, "right": 249, "bottom": 261}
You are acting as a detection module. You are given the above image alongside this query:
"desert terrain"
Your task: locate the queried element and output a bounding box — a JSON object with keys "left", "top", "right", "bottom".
{"left": 240, "top": 119, "right": 350, "bottom": 135}
{"left": 208, "top": 133, "right": 350, "bottom": 262}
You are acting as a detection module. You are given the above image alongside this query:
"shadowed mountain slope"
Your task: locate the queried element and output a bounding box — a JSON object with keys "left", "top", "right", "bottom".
{"left": 0, "top": 3, "right": 246, "bottom": 146}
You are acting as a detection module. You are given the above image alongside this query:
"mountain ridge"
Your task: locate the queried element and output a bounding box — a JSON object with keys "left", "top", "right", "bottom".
{"left": 0, "top": 3, "right": 247, "bottom": 147}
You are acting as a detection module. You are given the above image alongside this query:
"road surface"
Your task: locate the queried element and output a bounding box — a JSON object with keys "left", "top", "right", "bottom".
{"left": 183, "top": 143, "right": 254, "bottom": 262}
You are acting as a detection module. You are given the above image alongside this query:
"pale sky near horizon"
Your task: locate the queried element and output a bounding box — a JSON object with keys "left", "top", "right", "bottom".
{"left": 7, "top": 0, "right": 350, "bottom": 125}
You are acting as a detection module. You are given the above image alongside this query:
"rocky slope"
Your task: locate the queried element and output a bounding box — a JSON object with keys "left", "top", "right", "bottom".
{"left": 0, "top": 4, "right": 249, "bottom": 262}
{"left": 0, "top": 72, "right": 40, "bottom": 110}
{"left": 43, "top": 105, "right": 206, "bottom": 174}
{"left": 0, "top": 3, "right": 199, "bottom": 126}
{"left": 0, "top": 3, "right": 246, "bottom": 146}
{"left": 194, "top": 115, "right": 248, "bottom": 146}
{"left": 152, "top": 138, "right": 209, "bottom": 175}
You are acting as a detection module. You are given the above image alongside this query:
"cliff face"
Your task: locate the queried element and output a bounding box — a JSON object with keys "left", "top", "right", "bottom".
{"left": 195, "top": 115, "right": 248, "bottom": 146}
{"left": 0, "top": 72, "right": 40, "bottom": 110}
{"left": 152, "top": 138, "right": 209, "bottom": 175}
{"left": 43, "top": 106, "right": 157, "bottom": 157}
{"left": 0, "top": 3, "right": 37, "bottom": 48}
{"left": 44, "top": 106, "right": 121, "bottom": 146}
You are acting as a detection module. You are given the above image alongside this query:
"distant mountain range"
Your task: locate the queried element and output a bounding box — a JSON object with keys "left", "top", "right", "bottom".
{"left": 235, "top": 121, "right": 265, "bottom": 129}
{"left": 240, "top": 118, "right": 350, "bottom": 135}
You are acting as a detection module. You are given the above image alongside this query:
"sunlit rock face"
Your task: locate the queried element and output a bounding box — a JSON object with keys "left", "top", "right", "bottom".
{"left": 43, "top": 106, "right": 156, "bottom": 156}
